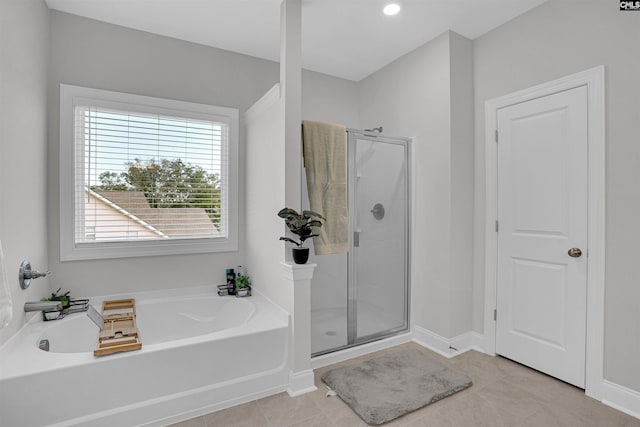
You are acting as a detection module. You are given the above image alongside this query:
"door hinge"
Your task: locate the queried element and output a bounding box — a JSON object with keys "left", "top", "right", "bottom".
{"left": 494, "top": 309, "right": 497, "bottom": 321}
{"left": 353, "top": 231, "right": 360, "bottom": 247}
{"left": 495, "top": 129, "right": 499, "bottom": 143}
{"left": 495, "top": 220, "right": 499, "bottom": 232}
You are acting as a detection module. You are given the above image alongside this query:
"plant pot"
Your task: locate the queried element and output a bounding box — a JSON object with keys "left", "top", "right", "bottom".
{"left": 292, "top": 247, "right": 310, "bottom": 264}
{"left": 235, "top": 288, "right": 250, "bottom": 297}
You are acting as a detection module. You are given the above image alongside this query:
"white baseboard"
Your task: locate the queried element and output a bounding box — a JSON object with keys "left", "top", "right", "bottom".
{"left": 412, "top": 325, "right": 484, "bottom": 358}
{"left": 287, "top": 369, "right": 317, "bottom": 397}
{"left": 601, "top": 380, "right": 640, "bottom": 420}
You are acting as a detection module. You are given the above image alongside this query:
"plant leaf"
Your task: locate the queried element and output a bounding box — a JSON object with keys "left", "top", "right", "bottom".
{"left": 279, "top": 236, "right": 302, "bottom": 246}
{"left": 278, "top": 207, "right": 300, "bottom": 219}
{"left": 302, "top": 210, "right": 326, "bottom": 220}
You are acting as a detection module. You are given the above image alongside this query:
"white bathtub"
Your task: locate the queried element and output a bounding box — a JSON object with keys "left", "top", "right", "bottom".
{"left": 0, "top": 286, "right": 289, "bottom": 427}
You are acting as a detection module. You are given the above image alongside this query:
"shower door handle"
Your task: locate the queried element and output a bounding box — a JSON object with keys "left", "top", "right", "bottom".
{"left": 353, "top": 231, "right": 360, "bottom": 247}
{"left": 371, "top": 203, "right": 385, "bottom": 220}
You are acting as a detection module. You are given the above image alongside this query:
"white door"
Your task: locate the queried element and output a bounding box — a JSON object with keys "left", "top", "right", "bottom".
{"left": 496, "top": 86, "right": 588, "bottom": 388}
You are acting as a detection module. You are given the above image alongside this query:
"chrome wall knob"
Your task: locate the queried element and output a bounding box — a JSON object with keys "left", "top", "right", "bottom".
{"left": 19, "top": 260, "right": 49, "bottom": 289}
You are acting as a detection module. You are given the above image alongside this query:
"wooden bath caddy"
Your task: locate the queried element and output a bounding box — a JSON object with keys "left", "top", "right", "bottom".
{"left": 93, "top": 299, "right": 142, "bottom": 357}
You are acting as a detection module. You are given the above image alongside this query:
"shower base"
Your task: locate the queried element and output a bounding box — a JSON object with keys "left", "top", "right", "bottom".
{"left": 311, "top": 305, "right": 401, "bottom": 355}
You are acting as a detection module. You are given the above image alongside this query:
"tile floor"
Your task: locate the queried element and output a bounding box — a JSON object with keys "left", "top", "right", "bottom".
{"left": 170, "top": 342, "right": 640, "bottom": 427}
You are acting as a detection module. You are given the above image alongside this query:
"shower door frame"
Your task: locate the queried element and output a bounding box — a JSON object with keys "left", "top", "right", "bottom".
{"left": 312, "top": 129, "right": 412, "bottom": 357}
{"left": 311, "top": 129, "right": 411, "bottom": 357}
{"left": 347, "top": 129, "right": 411, "bottom": 348}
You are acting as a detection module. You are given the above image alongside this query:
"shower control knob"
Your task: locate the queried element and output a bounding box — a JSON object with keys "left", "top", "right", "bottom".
{"left": 371, "top": 203, "right": 385, "bottom": 220}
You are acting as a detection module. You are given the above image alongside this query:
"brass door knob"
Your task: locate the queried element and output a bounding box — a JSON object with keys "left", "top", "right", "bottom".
{"left": 568, "top": 248, "right": 582, "bottom": 258}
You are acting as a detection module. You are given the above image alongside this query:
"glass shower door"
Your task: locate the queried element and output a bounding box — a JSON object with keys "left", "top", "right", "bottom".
{"left": 348, "top": 133, "right": 409, "bottom": 343}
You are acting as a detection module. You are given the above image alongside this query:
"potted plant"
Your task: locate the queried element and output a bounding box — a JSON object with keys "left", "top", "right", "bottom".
{"left": 278, "top": 207, "right": 325, "bottom": 264}
{"left": 42, "top": 288, "right": 70, "bottom": 308}
{"left": 235, "top": 275, "right": 251, "bottom": 297}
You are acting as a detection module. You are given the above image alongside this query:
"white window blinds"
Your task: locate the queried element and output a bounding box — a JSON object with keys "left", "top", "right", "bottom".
{"left": 60, "top": 85, "right": 239, "bottom": 260}
{"left": 75, "top": 106, "right": 228, "bottom": 243}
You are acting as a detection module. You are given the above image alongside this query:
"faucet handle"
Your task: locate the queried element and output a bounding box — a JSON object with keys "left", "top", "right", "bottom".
{"left": 24, "top": 269, "right": 49, "bottom": 280}
{"left": 19, "top": 260, "right": 50, "bottom": 290}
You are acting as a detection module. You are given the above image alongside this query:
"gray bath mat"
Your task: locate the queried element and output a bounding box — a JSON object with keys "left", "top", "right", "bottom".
{"left": 322, "top": 348, "right": 472, "bottom": 425}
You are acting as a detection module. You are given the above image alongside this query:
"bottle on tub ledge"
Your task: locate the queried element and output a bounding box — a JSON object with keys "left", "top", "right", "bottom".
{"left": 225, "top": 268, "right": 236, "bottom": 296}
{"left": 235, "top": 265, "right": 246, "bottom": 278}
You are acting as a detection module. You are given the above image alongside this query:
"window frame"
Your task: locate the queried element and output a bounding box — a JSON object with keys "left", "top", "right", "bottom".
{"left": 59, "top": 84, "right": 239, "bottom": 261}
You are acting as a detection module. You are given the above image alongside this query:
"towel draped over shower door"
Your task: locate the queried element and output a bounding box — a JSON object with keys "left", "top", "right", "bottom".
{"left": 302, "top": 120, "right": 348, "bottom": 255}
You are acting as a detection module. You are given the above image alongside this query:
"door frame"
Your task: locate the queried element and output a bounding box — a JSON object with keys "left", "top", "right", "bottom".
{"left": 483, "top": 66, "right": 605, "bottom": 399}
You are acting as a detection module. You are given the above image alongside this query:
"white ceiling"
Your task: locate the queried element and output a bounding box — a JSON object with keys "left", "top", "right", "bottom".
{"left": 45, "top": 0, "right": 548, "bottom": 81}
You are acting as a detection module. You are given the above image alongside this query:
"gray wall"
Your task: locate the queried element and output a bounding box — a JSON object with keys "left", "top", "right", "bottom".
{"left": 358, "top": 31, "right": 474, "bottom": 338}
{"left": 473, "top": 0, "right": 640, "bottom": 392}
{"left": 449, "top": 32, "right": 475, "bottom": 338}
{"left": 47, "top": 11, "right": 359, "bottom": 300}
{"left": 47, "top": 11, "right": 279, "bottom": 298}
{"left": 0, "top": 0, "right": 50, "bottom": 346}
{"left": 44, "top": 11, "right": 256, "bottom": 298}
{"left": 302, "top": 70, "right": 359, "bottom": 128}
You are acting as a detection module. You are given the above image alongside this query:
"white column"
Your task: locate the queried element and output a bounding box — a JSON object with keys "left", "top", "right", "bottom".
{"left": 281, "top": 261, "right": 317, "bottom": 396}
{"left": 279, "top": 0, "right": 314, "bottom": 397}
{"left": 280, "top": 0, "right": 302, "bottom": 256}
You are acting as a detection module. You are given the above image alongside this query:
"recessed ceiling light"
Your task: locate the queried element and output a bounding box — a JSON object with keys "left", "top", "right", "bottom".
{"left": 383, "top": 3, "right": 401, "bottom": 16}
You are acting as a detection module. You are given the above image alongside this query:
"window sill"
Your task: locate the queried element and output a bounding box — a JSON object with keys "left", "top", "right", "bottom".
{"left": 60, "top": 237, "right": 238, "bottom": 261}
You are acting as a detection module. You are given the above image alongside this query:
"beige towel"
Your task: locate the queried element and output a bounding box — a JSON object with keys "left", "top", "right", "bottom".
{"left": 0, "top": 240, "right": 12, "bottom": 329}
{"left": 302, "top": 120, "right": 348, "bottom": 255}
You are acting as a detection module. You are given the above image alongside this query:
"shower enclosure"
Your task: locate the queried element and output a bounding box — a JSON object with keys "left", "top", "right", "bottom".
{"left": 310, "top": 129, "right": 410, "bottom": 356}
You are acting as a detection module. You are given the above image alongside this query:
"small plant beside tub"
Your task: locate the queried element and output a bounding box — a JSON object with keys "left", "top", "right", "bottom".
{"left": 235, "top": 275, "right": 251, "bottom": 297}
{"left": 278, "top": 207, "right": 325, "bottom": 264}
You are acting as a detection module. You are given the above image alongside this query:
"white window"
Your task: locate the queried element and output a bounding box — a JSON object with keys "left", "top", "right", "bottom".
{"left": 60, "top": 85, "right": 238, "bottom": 260}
